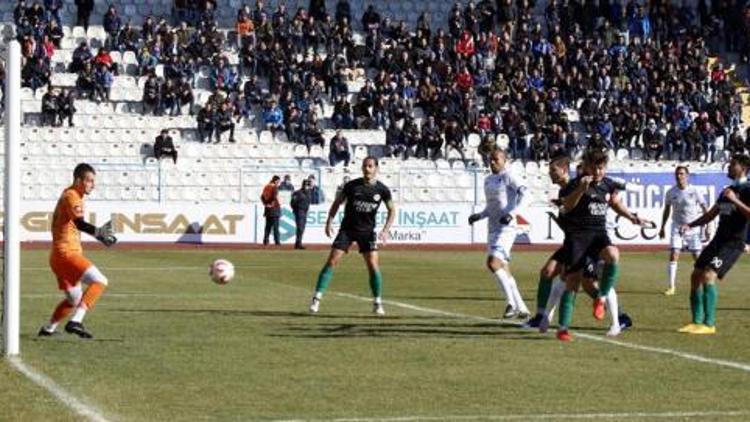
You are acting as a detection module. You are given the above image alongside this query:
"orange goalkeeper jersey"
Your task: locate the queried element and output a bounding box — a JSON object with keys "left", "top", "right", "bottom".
{"left": 51, "top": 186, "right": 85, "bottom": 256}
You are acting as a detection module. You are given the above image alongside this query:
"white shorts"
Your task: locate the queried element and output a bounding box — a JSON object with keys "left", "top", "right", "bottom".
{"left": 487, "top": 227, "right": 517, "bottom": 262}
{"left": 670, "top": 226, "right": 702, "bottom": 252}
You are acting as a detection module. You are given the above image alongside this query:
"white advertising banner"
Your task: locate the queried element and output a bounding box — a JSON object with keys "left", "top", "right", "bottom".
{"left": 260, "top": 203, "right": 475, "bottom": 244}
{"left": 1, "top": 201, "right": 255, "bottom": 243}
{"left": 505, "top": 205, "right": 694, "bottom": 245}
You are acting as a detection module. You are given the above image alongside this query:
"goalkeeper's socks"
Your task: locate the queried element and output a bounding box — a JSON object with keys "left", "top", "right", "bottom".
{"left": 70, "top": 307, "right": 87, "bottom": 324}
{"left": 51, "top": 298, "right": 75, "bottom": 325}
{"left": 71, "top": 283, "right": 107, "bottom": 323}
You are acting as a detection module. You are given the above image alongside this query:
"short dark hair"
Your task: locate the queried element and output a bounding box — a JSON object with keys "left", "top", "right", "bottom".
{"left": 731, "top": 154, "right": 750, "bottom": 169}
{"left": 550, "top": 154, "right": 570, "bottom": 169}
{"left": 270, "top": 175, "right": 280, "bottom": 182}
{"left": 675, "top": 165, "right": 690, "bottom": 175}
{"left": 583, "top": 149, "right": 609, "bottom": 166}
{"left": 73, "top": 163, "right": 95, "bottom": 180}
{"left": 363, "top": 156, "right": 379, "bottom": 166}
{"left": 550, "top": 149, "right": 569, "bottom": 165}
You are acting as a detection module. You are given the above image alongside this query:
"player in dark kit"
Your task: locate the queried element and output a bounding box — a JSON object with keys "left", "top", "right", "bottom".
{"left": 677, "top": 154, "right": 750, "bottom": 334}
{"left": 555, "top": 150, "right": 647, "bottom": 341}
{"left": 528, "top": 154, "right": 632, "bottom": 335}
{"left": 309, "top": 156, "right": 396, "bottom": 315}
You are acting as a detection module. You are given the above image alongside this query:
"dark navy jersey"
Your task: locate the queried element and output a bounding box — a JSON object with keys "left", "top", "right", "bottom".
{"left": 714, "top": 182, "right": 750, "bottom": 244}
{"left": 554, "top": 181, "right": 571, "bottom": 232}
{"left": 340, "top": 178, "right": 392, "bottom": 233}
{"left": 559, "top": 176, "right": 622, "bottom": 233}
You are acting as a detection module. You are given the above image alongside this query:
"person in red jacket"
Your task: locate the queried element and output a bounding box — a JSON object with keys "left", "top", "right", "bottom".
{"left": 92, "top": 48, "right": 115, "bottom": 73}
{"left": 455, "top": 66, "right": 474, "bottom": 92}
{"left": 455, "top": 30, "right": 475, "bottom": 59}
{"left": 261, "top": 175, "right": 282, "bottom": 246}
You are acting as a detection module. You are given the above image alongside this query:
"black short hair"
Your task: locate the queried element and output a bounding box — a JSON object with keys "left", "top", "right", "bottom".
{"left": 583, "top": 149, "right": 609, "bottom": 166}
{"left": 731, "top": 154, "right": 750, "bottom": 169}
{"left": 363, "top": 156, "right": 379, "bottom": 166}
{"left": 549, "top": 149, "right": 569, "bottom": 164}
{"left": 270, "top": 175, "right": 280, "bottom": 182}
{"left": 550, "top": 154, "right": 570, "bottom": 169}
{"left": 675, "top": 165, "right": 690, "bottom": 175}
{"left": 73, "top": 163, "right": 95, "bottom": 180}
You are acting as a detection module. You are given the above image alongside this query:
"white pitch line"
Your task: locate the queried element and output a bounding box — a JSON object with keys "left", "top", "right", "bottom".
{"left": 275, "top": 410, "right": 750, "bottom": 421}
{"left": 8, "top": 357, "right": 111, "bottom": 422}
{"left": 334, "top": 292, "right": 750, "bottom": 373}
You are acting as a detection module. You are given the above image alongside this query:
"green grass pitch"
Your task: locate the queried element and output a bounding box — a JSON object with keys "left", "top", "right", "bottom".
{"left": 2, "top": 248, "right": 750, "bottom": 421}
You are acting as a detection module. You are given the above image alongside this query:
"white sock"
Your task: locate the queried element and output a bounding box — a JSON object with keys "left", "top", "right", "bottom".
{"left": 45, "top": 322, "right": 59, "bottom": 332}
{"left": 607, "top": 288, "right": 620, "bottom": 329}
{"left": 313, "top": 291, "right": 323, "bottom": 300}
{"left": 544, "top": 278, "right": 566, "bottom": 320}
{"left": 668, "top": 261, "right": 678, "bottom": 289}
{"left": 509, "top": 276, "right": 529, "bottom": 313}
{"left": 70, "top": 306, "right": 87, "bottom": 323}
{"left": 493, "top": 268, "right": 517, "bottom": 309}
{"left": 373, "top": 297, "right": 382, "bottom": 304}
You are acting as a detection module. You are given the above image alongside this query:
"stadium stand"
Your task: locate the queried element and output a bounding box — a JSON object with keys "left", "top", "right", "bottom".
{"left": 0, "top": 0, "right": 745, "bottom": 205}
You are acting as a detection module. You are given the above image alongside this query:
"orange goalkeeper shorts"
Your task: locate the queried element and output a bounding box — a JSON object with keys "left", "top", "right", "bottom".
{"left": 49, "top": 252, "right": 92, "bottom": 291}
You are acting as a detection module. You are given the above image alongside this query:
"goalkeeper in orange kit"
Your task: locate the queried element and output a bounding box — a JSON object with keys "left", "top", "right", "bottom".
{"left": 38, "top": 163, "right": 117, "bottom": 339}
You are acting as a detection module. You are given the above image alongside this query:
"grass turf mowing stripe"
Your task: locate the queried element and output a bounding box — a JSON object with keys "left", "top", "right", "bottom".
{"left": 274, "top": 410, "right": 750, "bottom": 421}
{"left": 8, "top": 357, "right": 111, "bottom": 422}
{"left": 333, "top": 292, "right": 750, "bottom": 374}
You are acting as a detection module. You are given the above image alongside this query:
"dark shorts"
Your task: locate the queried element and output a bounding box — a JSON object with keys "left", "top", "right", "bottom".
{"left": 551, "top": 243, "right": 599, "bottom": 279}
{"left": 563, "top": 231, "right": 612, "bottom": 274}
{"left": 332, "top": 230, "right": 378, "bottom": 254}
{"left": 550, "top": 246, "right": 568, "bottom": 263}
{"left": 694, "top": 238, "right": 744, "bottom": 279}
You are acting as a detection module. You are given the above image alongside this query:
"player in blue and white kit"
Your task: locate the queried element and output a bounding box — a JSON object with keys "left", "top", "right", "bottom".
{"left": 469, "top": 149, "right": 530, "bottom": 319}
{"left": 658, "top": 166, "right": 708, "bottom": 295}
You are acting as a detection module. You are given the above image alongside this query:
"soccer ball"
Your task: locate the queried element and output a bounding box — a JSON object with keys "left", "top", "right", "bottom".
{"left": 209, "top": 259, "right": 235, "bottom": 284}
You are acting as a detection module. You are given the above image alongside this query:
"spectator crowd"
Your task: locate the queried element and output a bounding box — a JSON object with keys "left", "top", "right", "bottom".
{"left": 12, "top": 0, "right": 750, "bottom": 163}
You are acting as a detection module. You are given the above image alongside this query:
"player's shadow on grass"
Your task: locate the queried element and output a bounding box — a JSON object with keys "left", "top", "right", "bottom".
{"left": 393, "top": 295, "right": 499, "bottom": 302}
{"left": 110, "top": 308, "right": 450, "bottom": 320}
{"left": 24, "top": 333, "right": 125, "bottom": 343}
{"left": 271, "top": 321, "right": 546, "bottom": 340}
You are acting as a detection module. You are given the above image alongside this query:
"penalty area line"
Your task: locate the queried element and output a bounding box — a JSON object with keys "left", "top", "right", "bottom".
{"left": 275, "top": 410, "right": 750, "bottom": 421}
{"left": 333, "top": 292, "right": 750, "bottom": 374}
{"left": 8, "top": 357, "right": 111, "bottom": 422}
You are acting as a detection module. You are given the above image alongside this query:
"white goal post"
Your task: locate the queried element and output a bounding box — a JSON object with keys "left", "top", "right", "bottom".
{"left": 4, "top": 40, "right": 21, "bottom": 356}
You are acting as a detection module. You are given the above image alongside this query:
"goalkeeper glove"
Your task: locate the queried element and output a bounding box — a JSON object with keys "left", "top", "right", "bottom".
{"left": 468, "top": 213, "right": 481, "bottom": 225}
{"left": 94, "top": 221, "right": 117, "bottom": 247}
